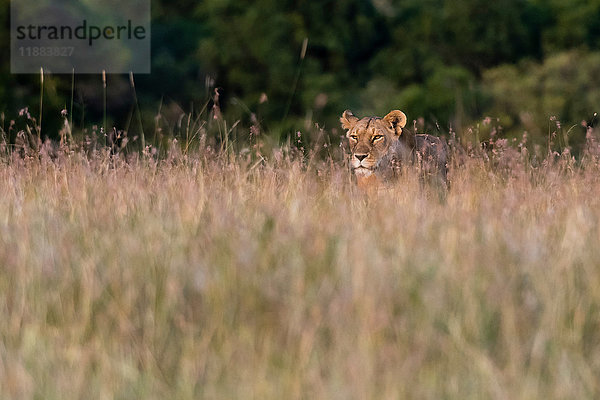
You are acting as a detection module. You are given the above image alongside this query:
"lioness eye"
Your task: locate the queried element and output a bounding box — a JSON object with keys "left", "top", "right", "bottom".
{"left": 349, "top": 135, "right": 358, "bottom": 141}
{"left": 372, "top": 135, "right": 383, "bottom": 141}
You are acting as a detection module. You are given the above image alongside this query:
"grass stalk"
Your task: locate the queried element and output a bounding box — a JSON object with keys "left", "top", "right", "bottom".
{"left": 70, "top": 68, "right": 74, "bottom": 130}
{"left": 130, "top": 71, "right": 145, "bottom": 152}
{"left": 102, "top": 70, "right": 107, "bottom": 134}
{"left": 282, "top": 37, "right": 308, "bottom": 123}
{"left": 38, "top": 67, "right": 44, "bottom": 140}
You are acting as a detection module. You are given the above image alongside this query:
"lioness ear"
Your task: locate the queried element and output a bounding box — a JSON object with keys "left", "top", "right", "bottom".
{"left": 340, "top": 110, "right": 359, "bottom": 131}
{"left": 383, "top": 110, "right": 407, "bottom": 136}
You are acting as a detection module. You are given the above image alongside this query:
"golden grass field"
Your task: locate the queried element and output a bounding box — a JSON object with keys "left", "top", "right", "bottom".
{"left": 1, "top": 133, "right": 600, "bottom": 399}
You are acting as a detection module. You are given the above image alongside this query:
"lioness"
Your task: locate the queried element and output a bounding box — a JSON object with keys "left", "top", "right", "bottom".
{"left": 340, "top": 109, "right": 449, "bottom": 189}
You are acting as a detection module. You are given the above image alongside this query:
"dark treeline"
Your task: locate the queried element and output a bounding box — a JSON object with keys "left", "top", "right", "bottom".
{"left": 2, "top": 0, "right": 600, "bottom": 151}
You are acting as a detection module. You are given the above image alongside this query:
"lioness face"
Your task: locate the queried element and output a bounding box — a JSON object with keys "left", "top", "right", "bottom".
{"left": 340, "top": 110, "right": 407, "bottom": 176}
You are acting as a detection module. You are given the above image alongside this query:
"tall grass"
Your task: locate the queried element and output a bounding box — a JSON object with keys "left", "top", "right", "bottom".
{"left": 1, "top": 130, "right": 600, "bottom": 399}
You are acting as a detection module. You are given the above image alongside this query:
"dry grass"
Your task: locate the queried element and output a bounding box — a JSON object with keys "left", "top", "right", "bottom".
{"left": 1, "top": 136, "right": 600, "bottom": 399}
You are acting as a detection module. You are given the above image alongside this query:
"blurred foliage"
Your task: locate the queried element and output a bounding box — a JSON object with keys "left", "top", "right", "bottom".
{"left": 483, "top": 50, "right": 600, "bottom": 149}
{"left": 2, "top": 0, "right": 600, "bottom": 151}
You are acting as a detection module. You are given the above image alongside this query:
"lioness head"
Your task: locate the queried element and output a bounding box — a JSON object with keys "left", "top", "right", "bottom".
{"left": 340, "top": 109, "right": 412, "bottom": 176}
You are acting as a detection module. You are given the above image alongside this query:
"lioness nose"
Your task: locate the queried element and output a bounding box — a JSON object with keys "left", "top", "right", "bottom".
{"left": 355, "top": 154, "right": 368, "bottom": 162}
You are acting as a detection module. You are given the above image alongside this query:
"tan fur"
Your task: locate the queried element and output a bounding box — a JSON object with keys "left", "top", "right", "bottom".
{"left": 340, "top": 109, "right": 448, "bottom": 189}
{"left": 354, "top": 168, "right": 380, "bottom": 191}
